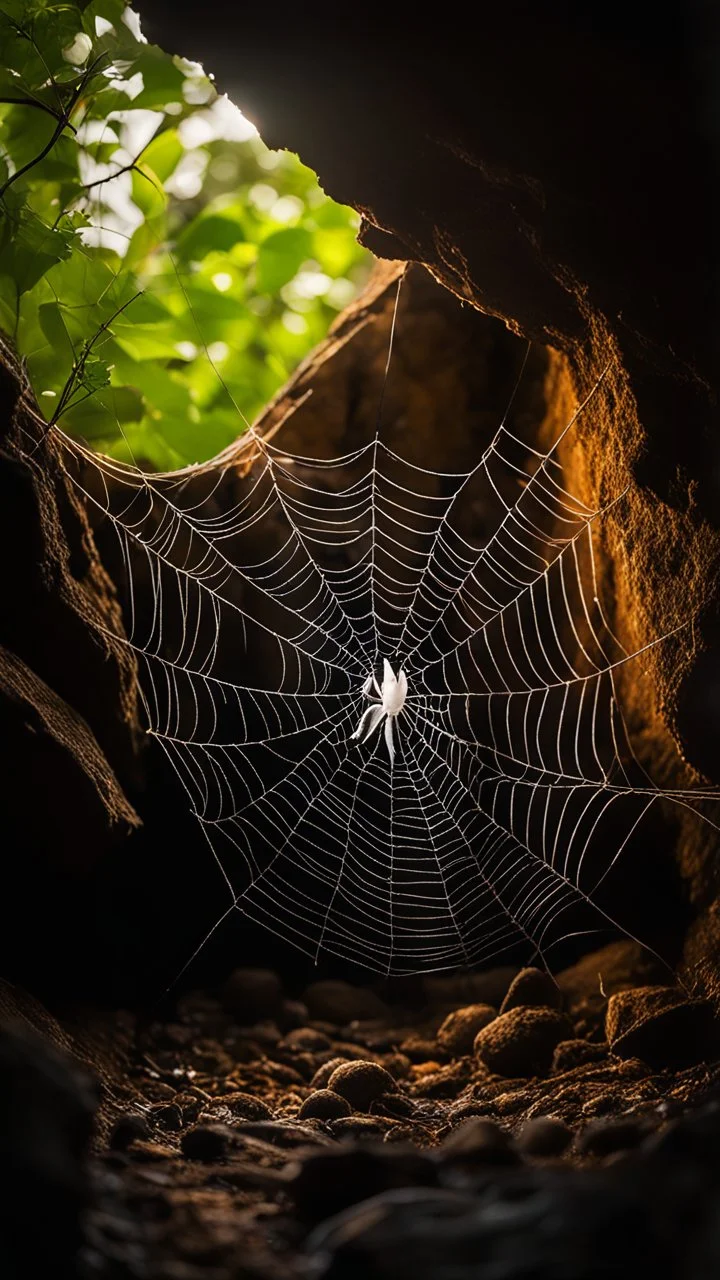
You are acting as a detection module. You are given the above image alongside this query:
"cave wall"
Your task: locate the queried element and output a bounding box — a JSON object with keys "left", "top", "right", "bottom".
{"left": 0, "top": 339, "right": 141, "bottom": 992}
{"left": 137, "top": 0, "right": 720, "bottom": 981}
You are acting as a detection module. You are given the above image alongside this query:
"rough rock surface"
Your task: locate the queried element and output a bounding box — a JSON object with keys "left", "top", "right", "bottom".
{"left": 436, "top": 1004, "right": 497, "bottom": 1057}
{"left": 0, "top": 339, "right": 140, "bottom": 996}
{"left": 605, "top": 986, "right": 716, "bottom": 1067}
{"left": 500, "top": 968, "right": 563, "bottom": 1014}
{"left": 137, "top": 0, "right": 720, "bottom": 995}
{"left": 474, "top": 1007, "right": 574, "bottom": 1078}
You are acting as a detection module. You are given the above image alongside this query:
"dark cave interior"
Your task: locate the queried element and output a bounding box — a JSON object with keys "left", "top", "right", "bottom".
{"left": 1, "top": 2, "right": 720, "bottom": 1277}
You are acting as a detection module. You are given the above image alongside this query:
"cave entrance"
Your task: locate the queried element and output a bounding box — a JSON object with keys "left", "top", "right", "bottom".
{"left": 0, "top": 3, "right": 372, "bottom": 471}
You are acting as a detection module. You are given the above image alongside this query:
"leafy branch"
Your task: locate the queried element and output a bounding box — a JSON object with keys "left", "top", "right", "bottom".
{"left": 0, "top": 52, "right": 109, "bottom": 200}
{"left": 50, "top": 290, "right": 142, "bottom": 425}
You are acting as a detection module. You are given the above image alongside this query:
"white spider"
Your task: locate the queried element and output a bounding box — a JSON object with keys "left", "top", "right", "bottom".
{"left": 351, "top": 658, "right": 408, "bottom": 767}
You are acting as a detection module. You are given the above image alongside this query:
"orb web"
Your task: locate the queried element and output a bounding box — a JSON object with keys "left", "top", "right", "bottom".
{"left": 57, "top": 281, "right": 720, "bottom": 975}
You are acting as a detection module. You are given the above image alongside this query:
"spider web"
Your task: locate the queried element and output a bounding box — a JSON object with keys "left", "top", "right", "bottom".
{"left": 58, "top": 282, "right": 720, "bottom": 975}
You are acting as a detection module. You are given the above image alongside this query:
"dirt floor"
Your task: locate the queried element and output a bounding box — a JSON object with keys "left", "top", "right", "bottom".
{"left": 5, "top": 941, "right": 720, "bottom": 1279}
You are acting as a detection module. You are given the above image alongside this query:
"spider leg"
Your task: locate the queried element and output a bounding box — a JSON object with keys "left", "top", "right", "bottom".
{"left": 384, "top": 714, "right": 395, "bottom": 768}
{"left": 351, "top": 704, "right": 385, "bottom": 744}
{"left": 362, "top": 674, "right": 374, "bottom": 697}
{"left": 373, "top": 676, "right": 382, "bottom": 699}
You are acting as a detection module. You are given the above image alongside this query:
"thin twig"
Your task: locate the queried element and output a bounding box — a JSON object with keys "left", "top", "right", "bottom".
{"left": 0, "top": 95, "right": 77, "bottom": 132}
{"left": 50, "top": 290, "right": 142, "bottom": 426}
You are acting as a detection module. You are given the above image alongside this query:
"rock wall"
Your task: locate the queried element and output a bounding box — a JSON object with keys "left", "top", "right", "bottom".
{"left": 138, "top": 0, "right": 720, "bottom": 987}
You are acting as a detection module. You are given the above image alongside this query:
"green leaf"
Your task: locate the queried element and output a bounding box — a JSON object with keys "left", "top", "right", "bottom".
{"left": 256, "top": 227, "right": 312, "bottom": 292}
{"left": 131, "top": 161, "right": 166, "bottom": 217}
{"left": 175, "top": 212, "right": 246, "bottom": 263}
{"left": 38, "top": 300, "right": 75, "bottom": 362}
{"left": 0, "top": 211, "right": 73, "bottom": 294}
{"left": 140, "top": 128, "right": 182, "bottom": 182}
{"left": 62, "top": 383, "right": 145, "bottom": 438}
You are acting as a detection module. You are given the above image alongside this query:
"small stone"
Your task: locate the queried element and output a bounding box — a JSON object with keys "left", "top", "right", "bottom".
{"left": 108, "top": 1113, "right": 150, "bottom": 1151}
{"left": 148, "top": 1102, "right": 183, "bottom": 1132}
{"left": 303, "top": 980, "right": 389, "bottom": 1025}
{"left": 383, "top": 1052, "right": 412, "bottom": 1080}
{"left": 438, "top": 1117, "right": 519, "bottom": 1166}
{"left": 473, "top": 1007, "right": 573, "bottom": 1077}
{"left": 220, "top": 968, "right": 283, "bottom": 1023}
{"left": 221, "top": 1092, "right": 272, "bottom": 1120}
{"left": 289, "top": 1144, "right": 438, "bottom": 1222}
{"left": 172, "top": 1092, "right": 202, "bottom": 1123}
{"left": 242, "top": 1021, "right": 282, "bottom": 1050}
{"left": 576, "top": 1117, "right": 648, "bottom": 1157}
{"left": 180, "top": 1124, "right": 231, "bottom": 1162}
{"left": 371, "top": 1093, "right": 416, "bottom": 1119}
{"left": 517, "top": 1116, "right": 573, "bottom": 1157}
{"left": 399, "top": 1035, "right": 440, "bottom": 1063}
{"left": 500, "top": 967, "right": 562, "bottom": 1014}
{"left": 552, "top": 1039, "right": 608, "bottom": 1071}
{"left": 605, "top": 986, "right": 715, "bottom": 1067}
{"left": 310, "top": 1057, "right": 351, "bottom": 1089}
{"left": 278, "top": 999, "right": 310, "bottom": 1031}
{"left": 278, "top": 1026, "right": 332, "bottom": 1053}
{"left": 327, "top": 1060, "right": 397, "bottom": 1111}
{"left": 298, "top": 1090, "right": 352, "bottom": 1120}
{"left": 436, "top": 1004, "right": 497, "bottom": 1056}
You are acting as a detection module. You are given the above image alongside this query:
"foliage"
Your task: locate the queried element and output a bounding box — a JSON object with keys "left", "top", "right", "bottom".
{"left": 0, "top": 1, "right": 370, "bottom": 468}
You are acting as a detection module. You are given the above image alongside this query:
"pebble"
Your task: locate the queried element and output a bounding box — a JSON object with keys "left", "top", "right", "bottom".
{"left": 552, "top": 1039, "right": 608, "bottom": 1071}
{"left": 500, "top": 967, "right": 563, "bottom": 1014}
{"left": 108, "top": 1113, "right": 150, "bottom": 1151}
{"left": 438, "top": 1117, "right": 519, "bottom": 1166}
{"left": 148, "top": 1102, "right": 183, "bottom": 1132}
{"left": 436, "top": 1004, "right": 497, "bottom": 1056}
{"left": 473, "top": 1007, "right": 573, "bottom": 1077}
{"left": 327, "top": 1060, "right": 396, "bottom": 1110}
{"left": 278, "top": 1026, "right": 332, "bottom": 1053}
{"left": 220, "top": 968, "right": 283, "bottom": 1023}
{"left": 576, "top": 1116, "right": 648, "bottom": 1158}
{"left": 311, "top": 1057, "right": 351, "bottom": 1089}
{"left": 220, "top": 1092, "right": 272, "bottom": 1121}
{"left": 605, "top": 986, "right": 714, "bottom": 1068}
{"left": 517, "top": 1116, "right": 573, "bottom": 1158}
{"left": 371, "top": 1092, "right": 416, "bottom": 1119}
{"left": 289, "top": 1144, "right": 438, "bottom": 1221}
{"left": 278, "top": 999, "right": 310, "bottom": 1031}
{"left": 399, "top": 1035, "right": 441, "bottom": 1063}
{"left": 303, "top": 980, "right": 389, "bottom": 1025}
{"left": 180, "top": 1124, "right": 231, "bottom": 1162}
{"left": 298, "top": 1089, "right": 352, "bottom": 1120}
{"left": 171, "top": 1092, "right": 202, "bottom": 1123}
{"left": 384, "top": 1052, "right": 412, "bottom": 1080}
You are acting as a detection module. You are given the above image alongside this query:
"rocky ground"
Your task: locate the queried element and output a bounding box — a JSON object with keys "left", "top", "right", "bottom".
{"left": 4, "top": 942, "right": 720, "bottom": 1279}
